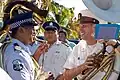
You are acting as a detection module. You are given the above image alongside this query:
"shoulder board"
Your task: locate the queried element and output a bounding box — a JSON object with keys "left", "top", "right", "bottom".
{"left": 61, "top": 42, "right": 69, "bottom": 47}
{"left": 13, "top": 43, "right": 22, "bottom": 52}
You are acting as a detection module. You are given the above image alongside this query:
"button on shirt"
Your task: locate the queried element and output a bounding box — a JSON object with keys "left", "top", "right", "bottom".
{"left": 3, "top": 39, "right": 34, "bottom": 80}
{"left": 38, "top": 40, "right": 72, "bottom": 78}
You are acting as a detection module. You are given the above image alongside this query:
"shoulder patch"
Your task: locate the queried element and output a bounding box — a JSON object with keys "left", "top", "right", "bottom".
{"left": 61, "top": 42, "right": 69, "bottom": 47}
{"left": 12, "top": 59, "right": 23, "bottom": 71}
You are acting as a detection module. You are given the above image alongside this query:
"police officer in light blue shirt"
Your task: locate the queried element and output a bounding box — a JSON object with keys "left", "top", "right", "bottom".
{"left": 3, "top": 12, "right": 37, "bottom": 80}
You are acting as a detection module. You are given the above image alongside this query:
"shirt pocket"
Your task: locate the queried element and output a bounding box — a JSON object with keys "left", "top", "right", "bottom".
{"left": 76, "top": 57, "right": 86, "bottom": 66}
{"left": 76, "top": 51, "right": 87, "bottom": 66}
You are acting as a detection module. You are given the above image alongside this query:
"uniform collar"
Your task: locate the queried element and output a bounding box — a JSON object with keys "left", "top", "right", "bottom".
{"left": 12, "top": 38, "right": 29, "bottom": 50}
{"left": 66, "top": 39, "right": 70, "bottom": 43}
{"left": 54, "top": 40, "right": 61, "bottom": 45}
{"left": 49, "top": 40, "right": 61, "bottom": 47}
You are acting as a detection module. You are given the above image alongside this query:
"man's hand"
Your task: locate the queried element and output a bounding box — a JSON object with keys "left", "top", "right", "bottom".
{"left": 36, "top": 43, "right": 49, "bottom": 53}
{"left": 106, "top": 40, "right": 117, "bottom": 46}
{"left": 84, "top": 55, "right": 95, "bottom": 67}
{"left": 33, "top": 43, "right": 49, "bottom": 62}
{"left": 81, "top": 55, "right": 95, "bottom": 74}
{"left": 81, "top": 54, "right": 103, "bottom": 74}
{"left": 98, "top": 39, "right": 118, "bottom": 47}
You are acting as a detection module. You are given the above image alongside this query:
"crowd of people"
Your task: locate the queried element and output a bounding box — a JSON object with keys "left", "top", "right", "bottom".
{"left": 0, "top": 1, "right": 120, "bottom": 80}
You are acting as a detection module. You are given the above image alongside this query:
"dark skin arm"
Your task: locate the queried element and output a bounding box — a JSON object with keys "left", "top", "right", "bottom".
{"left": 33, "top": 43, "right": 49, "bottom": 62}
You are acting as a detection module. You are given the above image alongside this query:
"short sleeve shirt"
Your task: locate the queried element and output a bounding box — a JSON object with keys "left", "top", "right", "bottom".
{"left": 3, "top": 39, "right": 34, "bottom": 80}
{"left": 38, "top": 40, "right": 72, "bottom": 78}
{"left": 63, "top": 40, "right": 109, "bottom": 80}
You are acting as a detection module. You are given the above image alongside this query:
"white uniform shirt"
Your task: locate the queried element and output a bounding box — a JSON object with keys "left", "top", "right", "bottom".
{"left": 0, "top": 67, "right": 12, "bottom": 80}
{"left": 38, "top": 40, "right": 72, "bottom": 78}
{"left": 64, "top": 40, "right": 120, "bottom": 80}
{"left": 3, "top": 39, "right": 34, "bottom": 80}
{"left": 64, "top": 40, "right": 110, "bottom": 80}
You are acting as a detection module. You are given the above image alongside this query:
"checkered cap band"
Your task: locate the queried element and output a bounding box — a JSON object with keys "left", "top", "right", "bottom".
{"left": 10, "top": 18, "right": 33, "bottom": 29}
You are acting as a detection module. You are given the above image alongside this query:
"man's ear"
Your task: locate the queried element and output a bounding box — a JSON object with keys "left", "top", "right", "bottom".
{"left": 92, "top": 24, "right": 96, "bottom": 32}
{"left": 55, "top": 30, "right": 58, "bottom": 35}
{"left": 19, "top": 27, "right": 25, "bottom": 33}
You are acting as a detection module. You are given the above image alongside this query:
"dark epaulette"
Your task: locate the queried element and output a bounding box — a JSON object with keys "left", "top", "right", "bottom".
{"left": 61, "top": 42, "right": 69, "bottom": 47}
{"left": 14, "top": 43, "right": 19, "bottom": 51}
{"left": 13, "top": 43, "right": 23, "bottom": 52}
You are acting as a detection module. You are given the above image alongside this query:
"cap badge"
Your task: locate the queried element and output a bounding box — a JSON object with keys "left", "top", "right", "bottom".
{"left": 49, "top": 22, "right": 53, "bottom": 26}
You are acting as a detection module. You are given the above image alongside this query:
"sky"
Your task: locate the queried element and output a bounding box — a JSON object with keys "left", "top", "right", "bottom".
{"left": 53, "top": 0, "right": 87, "bottom": 17}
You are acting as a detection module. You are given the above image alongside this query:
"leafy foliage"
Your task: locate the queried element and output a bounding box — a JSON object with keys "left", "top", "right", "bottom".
{"left": 2, "top": 0, "right": 81, "bottom": 39}
{"left": 45, "top": 1, "right": 80, "bottom": 39}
